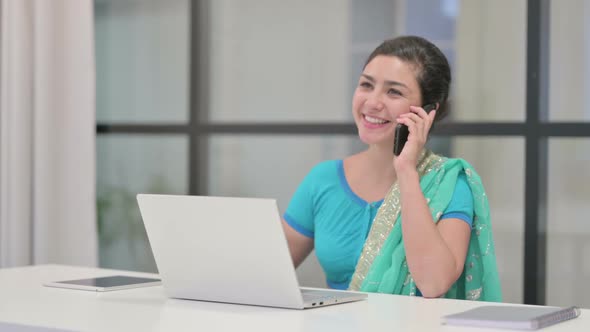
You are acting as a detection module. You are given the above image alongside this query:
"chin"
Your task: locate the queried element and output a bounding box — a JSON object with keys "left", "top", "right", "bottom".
{"left": 358, "top": 132, "right": 388, "bottom": 146}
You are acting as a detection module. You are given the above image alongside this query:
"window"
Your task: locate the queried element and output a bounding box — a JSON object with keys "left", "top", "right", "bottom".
{"left": 96, "top": 0, "right": 590, "bottom": 305}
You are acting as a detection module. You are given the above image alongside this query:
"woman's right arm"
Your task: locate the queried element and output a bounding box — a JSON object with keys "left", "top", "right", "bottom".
{"left": 281, "top": 219, "right": 314, "bottom": 268}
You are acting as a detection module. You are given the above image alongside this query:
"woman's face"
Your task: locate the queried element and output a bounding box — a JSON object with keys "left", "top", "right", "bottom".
{"left": 352, "top": 55, "right": 422, "bottom": 147}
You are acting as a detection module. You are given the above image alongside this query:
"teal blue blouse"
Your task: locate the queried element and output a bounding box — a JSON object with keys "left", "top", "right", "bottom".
{"left": 284, "top": 159, "right": 473, "bottom": 290}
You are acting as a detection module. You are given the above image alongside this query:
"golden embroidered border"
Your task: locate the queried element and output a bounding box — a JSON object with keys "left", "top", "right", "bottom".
{"left": 348, "top": 150, "right": 446, "bottom": 291}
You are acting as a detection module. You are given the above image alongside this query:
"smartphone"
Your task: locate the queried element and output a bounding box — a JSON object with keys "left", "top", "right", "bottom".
{"left": 393, "top": 104, "right": 436, "bottom": 156}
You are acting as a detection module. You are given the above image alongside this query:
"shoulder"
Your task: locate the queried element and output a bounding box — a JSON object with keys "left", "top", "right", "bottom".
{"left": 446, "top": 158, "right": 484, "bottom": 184}
{"left": 435, "top": 155, "right": 481, "bottom": 178}
{"left": 294, "top": 160, "right": 341, "bottom": 193}
{"left": 453, "top": 172, "right": 473, "bottom": 198}
{"left": 439, "top": 155, "right": 475, "bottom": 170}
{"left": 422, "top": 152, "right": 484, "bottom": 188}
{"left": 435, "top": 156, "right": 487, "bottom": 197}
{"left": 435, "top": 154, "right": 473, "bottom": 197}
{"left": 305, "top": 159, "right": 341, "bottom": 180}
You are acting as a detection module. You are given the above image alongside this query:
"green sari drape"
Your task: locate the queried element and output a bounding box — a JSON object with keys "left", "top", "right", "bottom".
{"left": 348, "top": 150, "right": 502, "bottom": 301}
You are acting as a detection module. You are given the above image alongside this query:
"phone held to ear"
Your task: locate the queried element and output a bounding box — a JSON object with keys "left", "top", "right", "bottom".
{"left": 393, "top": 104, "right": 436, "bottom": 156}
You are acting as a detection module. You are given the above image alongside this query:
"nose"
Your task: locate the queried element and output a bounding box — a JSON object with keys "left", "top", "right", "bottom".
{"left": 365, "top": 92, "right": 385, "bottom": 111}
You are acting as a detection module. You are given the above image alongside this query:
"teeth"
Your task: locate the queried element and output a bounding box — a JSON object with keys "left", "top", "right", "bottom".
{"left": 364, "top": 115, "right": 388, "bottom": 124}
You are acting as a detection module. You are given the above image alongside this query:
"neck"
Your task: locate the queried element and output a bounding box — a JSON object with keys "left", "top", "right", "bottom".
{"left": 361, "top": 144, "right": 397, "bottom": 184}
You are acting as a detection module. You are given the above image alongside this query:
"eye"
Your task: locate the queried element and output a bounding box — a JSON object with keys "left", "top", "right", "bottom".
{"left": 359, "top": 81, "right": 373, "bottom": 89}
{"left": 387, "top": 88, "right": 402, "bottom": 96}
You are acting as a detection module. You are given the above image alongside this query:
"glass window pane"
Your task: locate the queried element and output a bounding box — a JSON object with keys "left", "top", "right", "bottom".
{"left": 95, "top": 0, "right": 190, "bottom": 124}
{"left": 547, "top": 139, "right": 590, "bottom": 307}
{"left": 453, "top": 1, "right": 526, "bottom": 122}
{"left": 207, "top": 135, "right": 362, "bottom": 215}
{"left": 97, "top": 135, "right": 189, "bottom": 273}
{"left": 208, "top": 1, "right": 351, "bottom": 123}
{"left": 449, "top": 137, "right": 525, "bottom": 304}
{"left": 207, "top": 0, "right": 526, "bottom": 123}
{"left": 207, "top": 135, "right": 363, "bottom": 287}
{"left": 349, "top": 0, "right": 399, "bottom": 101}
{"left": 548, "top": 0, "right": 590, "bottom": 121}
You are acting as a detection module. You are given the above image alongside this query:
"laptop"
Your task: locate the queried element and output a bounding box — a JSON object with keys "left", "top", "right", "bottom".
{"left": 136, "top": 194, "right": 367, "bottom": 309}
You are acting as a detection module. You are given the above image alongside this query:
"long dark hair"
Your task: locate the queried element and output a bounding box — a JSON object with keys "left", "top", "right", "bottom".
{"left": 364, "top": 36, "right": 451, "bottom": 123}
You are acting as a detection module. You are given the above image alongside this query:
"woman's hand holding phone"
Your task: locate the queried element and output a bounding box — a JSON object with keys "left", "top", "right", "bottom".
{"left": 393, "top": 104, "right": 437, "bottom": 173}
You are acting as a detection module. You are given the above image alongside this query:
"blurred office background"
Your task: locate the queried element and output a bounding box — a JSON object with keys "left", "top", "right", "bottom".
{"left": 93, "top": 0, "right": 590, "bottom": 307}
{"left": 1, "top": 0, "right": 587, "bottom": 308}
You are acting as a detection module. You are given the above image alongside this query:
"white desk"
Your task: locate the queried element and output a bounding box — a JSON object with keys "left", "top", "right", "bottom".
{"left": 0, "top": 265, "right": 587, "bottom": 332}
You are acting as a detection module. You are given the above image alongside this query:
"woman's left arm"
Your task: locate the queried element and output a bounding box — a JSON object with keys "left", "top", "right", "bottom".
{"left": 397, "top": 170, "right": 471, "bottom": 298}
{"left": 395, "top": 106, "right": 471, "bottom": 298}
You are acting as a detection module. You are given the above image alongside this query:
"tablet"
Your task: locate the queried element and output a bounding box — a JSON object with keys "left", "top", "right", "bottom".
{"left": 44, "top": 275, "right": 161, "bottom": 292}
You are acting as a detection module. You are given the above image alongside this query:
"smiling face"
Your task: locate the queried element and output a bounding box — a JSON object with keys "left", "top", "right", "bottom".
{"left": 352, "top": 55, "right": 422, "bottom": 147}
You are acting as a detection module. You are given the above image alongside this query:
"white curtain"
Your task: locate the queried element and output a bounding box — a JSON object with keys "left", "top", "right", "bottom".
{"left": 0, "top": 0, "right": 97, "bottom": 267}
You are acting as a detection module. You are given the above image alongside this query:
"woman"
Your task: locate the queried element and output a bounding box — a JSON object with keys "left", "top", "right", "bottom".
{"left": 281, "top": 36, "right": 501, "bottom": 301}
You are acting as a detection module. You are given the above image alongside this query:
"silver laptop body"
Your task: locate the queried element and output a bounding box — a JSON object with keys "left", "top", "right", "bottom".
{"left": 137, "top": 194, "right": 367, "bottom": 309}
